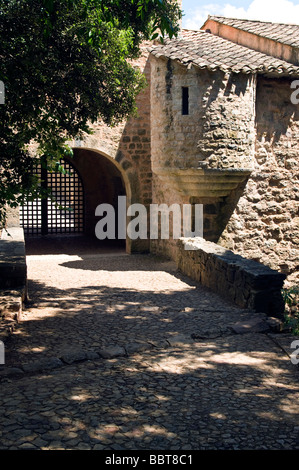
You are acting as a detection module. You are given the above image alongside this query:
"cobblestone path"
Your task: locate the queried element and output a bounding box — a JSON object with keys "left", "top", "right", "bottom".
{"left": 0, "top": 239, "right": 298, "bottom": 450}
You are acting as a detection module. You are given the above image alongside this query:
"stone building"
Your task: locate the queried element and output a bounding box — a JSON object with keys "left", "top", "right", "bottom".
{"left": 19, "top": 14, "right": 299, "bottom": 287}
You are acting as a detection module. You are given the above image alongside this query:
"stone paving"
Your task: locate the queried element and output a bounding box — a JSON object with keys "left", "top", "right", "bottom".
{"left": 0, "top": 238, "right": 298, "bottom": 451}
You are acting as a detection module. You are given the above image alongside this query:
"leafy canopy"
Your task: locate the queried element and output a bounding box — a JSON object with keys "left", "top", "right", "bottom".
{"left": 0, "top": 0, "right": 181, "bottom": 225}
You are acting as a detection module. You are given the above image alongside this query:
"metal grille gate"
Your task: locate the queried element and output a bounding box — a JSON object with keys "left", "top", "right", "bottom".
{"left": 20, "top": 159, "right": 84, "bottom": 237}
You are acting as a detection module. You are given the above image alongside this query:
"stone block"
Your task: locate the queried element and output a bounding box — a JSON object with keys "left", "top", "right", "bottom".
{"left": 98, "top": 345, "right": 126, "bottom": 359}
{"left": 0, "top": 228, "right": 27, "bottom": 290}
{"left": 232, "top": 316, "right": 270, "bottom": 334}
{"left": 22, "top": 357, "right": 63, "bottom": 373}
{"left": 125, "top": 341, "right": 153, "bottom": 355}
{"left": 60, "top": 350, "right": 87, "bottom": 364}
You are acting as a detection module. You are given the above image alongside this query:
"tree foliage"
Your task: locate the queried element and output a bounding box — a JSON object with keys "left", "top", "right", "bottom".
{"left": 0, "top": 0, "right": 181, "bottom": 225}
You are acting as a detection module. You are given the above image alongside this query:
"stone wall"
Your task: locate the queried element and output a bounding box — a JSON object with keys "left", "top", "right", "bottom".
{"left": 68, "top": 44, "right": 153, "bottom": 252}
{"left": 177, "top": 237, "right": 286, "bottom": 318}
{"left": 219, "top": 76, "right": 299, "bottom": 286}
{"left": 150, "top": 174, "right": 189, "bottom": 260}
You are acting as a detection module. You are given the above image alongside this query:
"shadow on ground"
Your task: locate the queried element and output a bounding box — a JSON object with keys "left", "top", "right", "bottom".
{"left": 0, "top": 236, "right": 298, "bottom": 450}
{"left": 25, "top": 235, "right": 126, "bottom": 256}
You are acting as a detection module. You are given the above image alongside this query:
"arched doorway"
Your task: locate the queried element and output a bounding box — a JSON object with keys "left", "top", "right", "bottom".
{"left": 69, "top": 148, "right": 128, "bottom": 250}
{"left": 19, "top": 149, "right": 131, "bottom": 253}
{"left": 20, "top": 158, "right": 84, "bottom": 237}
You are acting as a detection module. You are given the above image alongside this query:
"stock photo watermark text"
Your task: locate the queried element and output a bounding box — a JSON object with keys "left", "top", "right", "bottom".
{"left": 95, "top": 196, "right": 203, "bottom": 249}
{"left": 291, "top": 80, "right": 299, "bottom": 104}
{"left": 290, "top": 340, "right": 299, "bottom": 365}
{"left": 0, "top": 81, "right": 5, "bottom": 104}
{"left": 0, "top": 340, "right": 5, "bottom": 364}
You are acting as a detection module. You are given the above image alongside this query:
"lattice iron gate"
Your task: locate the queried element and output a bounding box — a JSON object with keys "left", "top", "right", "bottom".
{"left": 20, "top": 159, "right": 84, "bottom": 237}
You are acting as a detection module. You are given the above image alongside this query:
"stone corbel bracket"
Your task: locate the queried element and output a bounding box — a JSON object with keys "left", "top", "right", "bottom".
{"left": 153, "top": 167, "right": 252, "bottom": 198}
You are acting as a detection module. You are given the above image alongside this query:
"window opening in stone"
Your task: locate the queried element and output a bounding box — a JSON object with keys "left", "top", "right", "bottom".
{"left": 182, "top": 87, "right": 189, "bottom": 115}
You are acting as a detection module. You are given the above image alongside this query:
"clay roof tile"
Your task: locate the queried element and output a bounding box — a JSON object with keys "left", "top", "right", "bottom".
{"left": 149, "top": 29, "right": 299, "bottom": 77}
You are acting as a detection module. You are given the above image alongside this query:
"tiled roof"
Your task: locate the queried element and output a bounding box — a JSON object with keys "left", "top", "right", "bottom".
{"left": 205, "top": 15, "right": 299, "bottom": 48}
{"left": 149, "top": 29, "right": 299, "bottom": 76}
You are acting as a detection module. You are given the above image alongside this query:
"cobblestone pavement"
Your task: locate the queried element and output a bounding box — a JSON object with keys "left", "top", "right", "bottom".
{"left": 0, "top": 238, "right": 298, "bottom": 451}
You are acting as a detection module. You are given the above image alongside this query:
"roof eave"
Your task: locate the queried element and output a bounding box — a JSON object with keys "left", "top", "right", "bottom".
{"left": 200, "top": 15, "right": 212, "bottom": 30}
{"left": 150, "top": 51, "right": 299, "bottom": 78}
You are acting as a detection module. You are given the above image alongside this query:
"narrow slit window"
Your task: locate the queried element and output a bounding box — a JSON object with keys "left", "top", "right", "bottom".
{"left": 182, "top": 87, "right": 189, "bottom": 115}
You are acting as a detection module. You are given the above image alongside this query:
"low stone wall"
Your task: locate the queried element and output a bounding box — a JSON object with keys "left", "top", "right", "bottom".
{"left": 177, "top": 237, "right": 286, "bottom": 318}
{"left": 0, "top": 227, "right": 27, "bottom": 341}
{"left": 0, "top": 227, "right": 27, "bottom": 291}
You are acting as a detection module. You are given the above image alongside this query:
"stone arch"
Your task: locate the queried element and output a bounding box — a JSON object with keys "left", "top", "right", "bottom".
{"left": 68, "top": 147, "right": 135, "bottom": 253}
{"left": 71, "top": 146, "right": 132, "bottom": 198}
